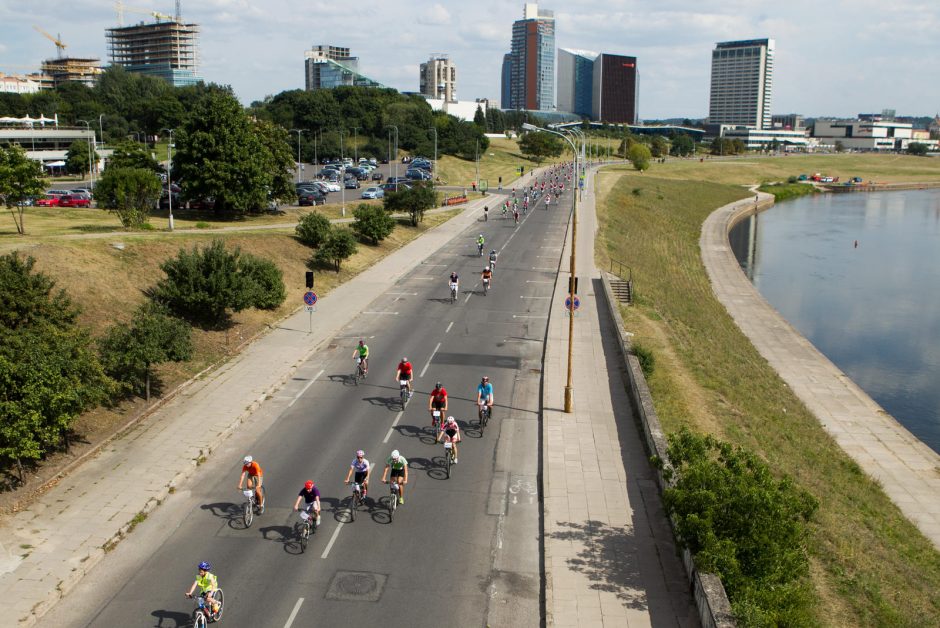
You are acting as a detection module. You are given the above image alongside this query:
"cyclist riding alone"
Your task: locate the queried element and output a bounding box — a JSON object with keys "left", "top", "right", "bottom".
{"left": 293, "top": 480, "right": 321, "bottom": 527}
{"left": 488, "top": 250, "right": 498, "bottom": 270}
{"left": 352, "top": 339, "right": 369, "bottom": 376}
{"left": 344, "top": 450, "right": 372, "bottom": 497}
{"left": 481, "top": 266, "right": 493, "bottom": 288}
{"left": 185, "top": 561, "right": 221, "bottom": 616}
{"left": 382, "top": 450, "right": 409, "bottom": 504}
{"left": 428, "top": 381, "right": 448, "bottom": 426}
{"left": 477, "top": 233, "right": 485, "bottom": 255}
{"left": 436, "top": 416, "right": 461, "bottom": 464}
{"left": 483, "top": 205, "right": 489, "bottom": 221}
{"left": 477, "top": 375, "right": 494, "bottom": 420}
{"left": 237, "top": 455, "right": 264, "bottom": 509}
{"left": 395, "top": 357, "right": 414, "bottom": 397}
{"left": 449, "top": 271, "right": 459, "bottom": 292}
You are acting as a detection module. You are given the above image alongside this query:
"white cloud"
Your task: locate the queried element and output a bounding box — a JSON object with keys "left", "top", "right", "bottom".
{"left": 417, "top": 3, "right": 452, "bottom": 26}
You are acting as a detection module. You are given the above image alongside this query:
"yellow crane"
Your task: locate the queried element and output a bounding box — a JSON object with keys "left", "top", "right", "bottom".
{"left": 33, "top": 25, "right": 67, "bottom": 58}
{"left": 114, "top": 1, "right": 176, "bottom": 24}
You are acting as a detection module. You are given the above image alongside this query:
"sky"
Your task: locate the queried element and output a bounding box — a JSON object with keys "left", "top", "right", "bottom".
{"left": 2, "top": 0, "right": 939, "bottom": 119}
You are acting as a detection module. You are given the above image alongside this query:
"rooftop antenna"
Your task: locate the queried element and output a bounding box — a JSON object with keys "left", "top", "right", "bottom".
{"left": 175, "top": 0, "right": 181, "bottom": 21}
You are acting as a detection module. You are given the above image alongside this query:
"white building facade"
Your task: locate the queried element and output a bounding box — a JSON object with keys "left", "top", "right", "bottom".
{"left": 420, "top": 55, "right": 457, "bottom": 103}
{"left": 708, "top": 38, "right": 775, "bottom": 130}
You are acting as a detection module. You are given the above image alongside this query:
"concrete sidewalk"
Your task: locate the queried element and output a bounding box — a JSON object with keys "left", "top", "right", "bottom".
{"left": 541, "top": 167, "right": 698, "bottom": 627}
{"left": 702, "top": 195, "right": 940, "bottom": 549}
{"left": 0, "top": 195, "right": 494, "bottom": 627}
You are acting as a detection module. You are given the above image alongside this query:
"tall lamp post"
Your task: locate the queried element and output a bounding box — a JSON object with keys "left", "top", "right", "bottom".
{"left": 428, "top": 126, "right": 438, "bottom": 182}
{"left": 78, "top": 120, "right": 95, "bottom": 191}
{"left": 290, "top": 129, "right": 303, "bottom": 183}
{"left": 387, "top": 125, "right": 399, "bottom": 191}
{"left": 351, "top": 126, "right": 359, "bottom": 164}
{"left": 161, "top": 128, "right": 175, "bottom": 231}
{"left": 524, "top": 123, "right": 578, "bottom": 413}
{"left": 339, "top": 130, "right": 346, "bottom": 216}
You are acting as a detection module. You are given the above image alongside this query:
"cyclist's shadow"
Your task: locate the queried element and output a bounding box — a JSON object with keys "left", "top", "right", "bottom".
{"left": 150, "top": 609, "right": 191, "bottom": 627}
{"left": 393, "top": 424, "right": 437, "bottom": 445}
{"left": 327, "top": 373, "right": 358, "bottom": 386}
{"left": 201, "top": 501, "right": 243, "bottom": 529}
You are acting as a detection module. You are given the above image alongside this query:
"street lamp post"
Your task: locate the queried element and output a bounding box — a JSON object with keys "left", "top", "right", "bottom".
{"left": 475, "top": 139, "right": 480, "bottom": 189}
{"left": 78, "top": 120, "right": 94, "bottom": 190}
{"left": 428, "top": 126, "right": 437, "bottom": 183}
{"left": 290, "top": 129, "right": 303, "bottom": 183}
{"left": 161, "top": 128, "right": 175, "bottom": 231}
{"left": 339, "top": 130, "right": 346, "bottom": 216}
{"left": 351, "top": 126, "right": 359, "bottom": 164}
{"left": 388, "top": 125, "right": 399, "bottom": 191}
{"left": 524, "top": 123, "right": 578, "bottom": 413}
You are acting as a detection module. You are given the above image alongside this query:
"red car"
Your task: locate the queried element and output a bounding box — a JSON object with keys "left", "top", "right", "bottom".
{"left": 58, "top": 195, "right": 91, "bottom": 208}
{"left": 35, "top": 194, "right": 62, "bottom": 207}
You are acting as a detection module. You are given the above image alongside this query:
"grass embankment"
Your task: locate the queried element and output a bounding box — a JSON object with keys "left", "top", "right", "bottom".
{"left": 594, "top": 171, "right": 940, "bottom": 626}
{"left": 436, "top": 137, "right": 571, "bottom": 189}
{"left": 758, "top": 182, "right": 818, "bottom": 201}
{"left": 0, "top": 209, "right": 459, "bottom": 504}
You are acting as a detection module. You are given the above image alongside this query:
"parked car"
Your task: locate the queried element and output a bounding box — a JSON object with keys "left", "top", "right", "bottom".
{"left": 361, "top": 187, "right": 385, "bottom": 199}
{"left": 70, "top": 188, "right": 93, "bottom": 200}
{"left": 407, "top": 168, "right": 432, "bottom": 181}
{"left": 35, "top": 194, "right": 62, "bottom": 207}
{"left": 411, "top": 159, "right": 432, "bottom": 171}
{"left": 380, "top": 181, "right": 411, "bottom": 193}
{"left": 344, "top": 178, "right": 361, "bottom": 189}
{"left": 797, "top": 174, "right": 808, "bottom": 181}
{"left": 371, "top": 171, "right": 385, "bottom": 182}
{"left": 58, "top": 194, "right": 91, "bottom": 208}
{"left": 369, "top": 158, "right": 378, "bottom": 166}
{"left": 298, "top": 189, "right": 326, "bottom": 206}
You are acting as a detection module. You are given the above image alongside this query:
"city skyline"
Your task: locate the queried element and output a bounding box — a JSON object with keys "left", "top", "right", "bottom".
{"left": 1, "top": 0, "right": 938, "bottom": 118}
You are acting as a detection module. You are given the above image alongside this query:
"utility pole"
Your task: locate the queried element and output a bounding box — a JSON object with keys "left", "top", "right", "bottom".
{"left": 161, "top": 128, "right": 175, "bottom": 231}
{"left": 290, "top": 129, "right": 303, "bottom": 183}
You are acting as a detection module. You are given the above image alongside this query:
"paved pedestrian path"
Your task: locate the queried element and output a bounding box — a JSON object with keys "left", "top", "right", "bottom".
{"left": 541, "top": 166, "right": 698, "bottom": 627}
{"left": 701, "top": 194, "right": 940, "bottom": 549}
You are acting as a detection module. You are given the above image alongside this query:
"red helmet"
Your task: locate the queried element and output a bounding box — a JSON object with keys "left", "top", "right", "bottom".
{"left": 304, "top": 480, "right": 314, "bottom": 490}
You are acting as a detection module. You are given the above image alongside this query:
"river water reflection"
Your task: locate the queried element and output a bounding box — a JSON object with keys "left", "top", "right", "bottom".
{"left": 730, "top": 188, "right": 940, "bottom": 454}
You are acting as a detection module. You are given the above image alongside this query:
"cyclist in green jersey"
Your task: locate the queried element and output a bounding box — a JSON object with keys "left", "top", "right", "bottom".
{"left": 352, "top": 339, "right": 369, "bottom": 375}
{"left": 185, "top": 561, "right": 221, "bottom": 615}
{"left": 381, "top": 450, "right": 409, "bottom": 504}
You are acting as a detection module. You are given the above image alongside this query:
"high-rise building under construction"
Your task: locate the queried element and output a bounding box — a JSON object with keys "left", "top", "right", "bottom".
{"left": 106, "top": 8, "right": 202, "bottom": 87}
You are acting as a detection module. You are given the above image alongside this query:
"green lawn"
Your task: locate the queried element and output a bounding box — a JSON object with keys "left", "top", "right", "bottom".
{"left": 594, "top": 169, "right": 940, "bottom": 626}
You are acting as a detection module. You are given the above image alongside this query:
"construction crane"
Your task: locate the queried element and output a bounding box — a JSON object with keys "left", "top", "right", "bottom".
{"left": 33, "top": 26, "right": 67, "bottom": 58}
{"left": 114, "top": 1, "right": 177, "bottom": 25}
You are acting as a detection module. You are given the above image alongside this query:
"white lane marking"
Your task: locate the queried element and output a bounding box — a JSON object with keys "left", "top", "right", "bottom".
{"left": 288, "top": 369, "right": 325, "bottom": 407}
{"left": 464, "top": 287, "right": 474, "bottom": 303}
{"left": 445, "top": 321, "right": 454, "bottom": 333}
{"left": 332, "top": 335, "right": 376, "bottom": 339}
{"left": 383, "top": 410, "right": 405, "bottom": 443}
{"left": 386, "top": 292, "right": 418, "bottom": 295}
{"left": 414, "top": 277, "right": 436, "bottom": 280}
{"left": 513, "top": 315, "right": 548, "bottom": 319}
{"left": 283, "top": 598, "right": 304, "bottom": 628}
{"left": 526, "top": 280, "right": 553, "bottom": 284}
{"left": 362, "top": 311, "right": 399, "bottom": 315}
{"left": 320, "top": 522, "right": 345, "bottom": 559}
{"left": 420, "top": 342, "right": 442, "bottom": 377}
{"left": 520, "top": 296, "right": 551, "bottom": 299}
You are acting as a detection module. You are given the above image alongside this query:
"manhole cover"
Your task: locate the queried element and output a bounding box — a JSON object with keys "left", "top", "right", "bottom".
{"left": 326, "top": 571, "right": 387, "bottom": 602}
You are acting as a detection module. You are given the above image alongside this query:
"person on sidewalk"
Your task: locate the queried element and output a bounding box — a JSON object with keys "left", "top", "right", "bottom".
{"left": 352, "top": 339, "right": 369, "bottom": 376}
{"left": 185, "top": 561, "right": 221, "bottom": 616}
{"left": 477, "top": 375, "right": 494, "bottom": 421}
{"left": 293, "top": 480, "right": 321, "bottom": 527}
{"left": 344, "top": 450, "right": 371, "bottom": 497}
{"left": 428, "top": 381, "right": 448, "bottom": 428}
{"left": 395, "top": 357, "right": 414, "bottom": 397}
{"left": 382, "top": 450, "right": 409, "bottom": 504}
{"left": 436, "top": 416, "right": 461, "bottom": 464}
{"left": 237, "top": 456, "right": 264, "bottom": 511}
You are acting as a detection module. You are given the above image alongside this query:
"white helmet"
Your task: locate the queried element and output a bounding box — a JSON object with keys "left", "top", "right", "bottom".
{"left": 391, "top": 450, "right": 400, "bottom": 460}
{"left": 446, "top": 416, "right": 456, "bottom": 425}
{"left": 243, "top": 455, "right": 252, "bottom": 465}
{"left": 485, "top": 266, "right": 490, "bottom": 271}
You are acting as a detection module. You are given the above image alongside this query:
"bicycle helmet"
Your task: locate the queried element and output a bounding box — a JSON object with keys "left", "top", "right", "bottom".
{"left": 391, "top": 450, "right": 400, "bottom": 460}
{"left": 401, "top": 357, "right": 408, "bottom": 362}
{"left": 304, "top": 480, "right": 314, "bottom": 490}
{"left": 491, "top": 249, "right": 496, "bottom": 254}
{"left": 435, "top": 382, "right": 442, "bottom": 390}
{"left": 446, "top": 416, "right": 456, "bottom": 425}
{"left": 198, "top": 561, "right": 211, "bottom": 571}
{"left": 484, "top": 266, "right": 490, "bottom": 271}
{"left": 482, "top": 375, "right": 489, "bottom": 382}
{"left": 356, "top": 449, "right": 365, "bottom": 457}
{"left": 243, "top": 455, "right": 252, "bottom": 465}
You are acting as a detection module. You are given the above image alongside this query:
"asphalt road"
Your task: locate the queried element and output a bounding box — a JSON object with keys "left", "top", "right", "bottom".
{"left": 42, "top": 176, "right": 573, "bottom": 628}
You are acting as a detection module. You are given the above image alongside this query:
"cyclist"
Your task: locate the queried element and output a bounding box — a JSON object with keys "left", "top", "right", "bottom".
{"left": 237, "top": 455, "right": 264, "bottom": 509}
{"left": 396, "top": 357, "right": 414, "bottom": 397}
{"left": 185, "top": 561, "right": 221, "bottom": 616}
{"left": 477, "top": 375, "right": 494, "bottom": 421}
{"left": 449, "top": 271, "right": 459, "bottom": 296}
{"left": 352, "top": 339, "right": 369, "bottom": 376}
{"left": 436, "top": 416, "right": 461, "bottom": 464}
{"left": 481, "top": 266, "right": 493, "bottom": 292}
{"left": 513, "top": 207, "right": 520, "bottom": 225}
{"left": 382, "top": 450, "right": 409, "bottom": 504}
{"left": 292, "top": 480, "right": 321, "bottom": 527}
{"left": 476, "top": 234, "right": 485, "bottom": 256}
{"left": 428, "top": 381, "right": 448, "bottom": 427}
{"left": 344, "top": 450, "right": 372, "bottom": 497}
{"left": 483, "top": 205, "right": 489, "bottom": 221}
{"left": 545, "top": 194, "right": 551, "bottom": 209}
{"left": 488, "top": 249, "right": 498, "bottom": 271}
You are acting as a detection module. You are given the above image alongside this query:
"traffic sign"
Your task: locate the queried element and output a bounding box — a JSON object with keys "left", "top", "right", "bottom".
{"left": 304, "top": 291, "right": 318, "bottom": 306}
{"left": 564, "top": 295, "right": 581, "bottom": 310}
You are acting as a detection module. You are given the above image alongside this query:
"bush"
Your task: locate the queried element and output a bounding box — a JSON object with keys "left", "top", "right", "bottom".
{"left": 632, "top": 342, "right": 655, "bottom": 378}
{"left": 239, "top": 255, "right": 286, "bottom": 310}
{"left": 295, "top": 211, "right": 332, "bottom": 248}
{"left": 660, "top": 428, "right": 818, "bottom": 626}
{"left": 314, "top": 227, "right": 358, "bottom": 271}
{"left": 352, "top": 203, "right": 395, "bottom": 245}
{"left": 787, "top": 175, "right": 798, "bottom": 184}
{"left": 383, "top": 184, "right": 437, "bottom": 226}
{"left": 95, "top": 167, "right": 162, "bottom": 229}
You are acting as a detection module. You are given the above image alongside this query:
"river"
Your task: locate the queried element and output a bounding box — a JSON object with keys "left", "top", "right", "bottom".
{"left": 729, "top": 188, "right": 940, "bottom": 454}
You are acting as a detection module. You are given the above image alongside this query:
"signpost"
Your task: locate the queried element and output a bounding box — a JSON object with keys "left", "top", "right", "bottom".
{"left": 304, "top": 291, "right": 318, "bottom": 332}
{"left": 564, "top": 294, "right": 581, "bottom": 315}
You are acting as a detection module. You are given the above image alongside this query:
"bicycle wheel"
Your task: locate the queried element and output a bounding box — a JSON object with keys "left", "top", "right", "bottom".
{"left": 193, "top": 610, "right": 207, "bottom": 628}
{"left": 211, "top": 589, "right": 224, "bottom": 621}
{"left": 479, "top": 410, "right": 486, "bottom": 435}
{"left": 300, "top": 522, "right": 309, "bottom": 553}
{"left": 388, "top": 491, "right": 396, "bottom": 521}
{"left": 401, "top": 388, "right": 408, "bottom": 409}
{"left": 445, "top": 447, "right": 452, "bottom": 479}
{"left": 349, "top": 493, "right": 357, "bottom": 522}
{"left": 243, "top": 499, "right": 253, "bottom": 528}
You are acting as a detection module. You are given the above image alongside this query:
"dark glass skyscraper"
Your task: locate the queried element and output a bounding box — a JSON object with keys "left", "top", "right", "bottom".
{"left": 592, "top": 53, "right": 638, "bottom": 124}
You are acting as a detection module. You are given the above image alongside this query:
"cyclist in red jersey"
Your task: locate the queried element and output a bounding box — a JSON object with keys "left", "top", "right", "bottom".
{"left": 428, "top": 381, "right": 448, "bottom": 427}
{"left": 396, "top": 357, "right": 414, "bottom": 396}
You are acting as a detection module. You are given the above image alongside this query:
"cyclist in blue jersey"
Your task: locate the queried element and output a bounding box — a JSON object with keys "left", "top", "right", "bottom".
{"left": 476, "top": 375, "right": 494, "bottom": 421}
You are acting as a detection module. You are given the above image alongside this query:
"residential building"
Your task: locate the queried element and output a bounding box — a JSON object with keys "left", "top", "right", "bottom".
{"left": 813, "top": 118, "right": 919, "bottom": 151}
{"left": 557, "top": 48, "right": 597, "bottom": 118}
{"left": 107, "top": 20, "right": 201, "bottom": 87}
{"left": 304, "top": 45, "right": 384, "bottom": 90}
{"left": 500, "top": 53, "right": 512, "bottom": 110}
{"left": 420, "top": 55, "right": 456, "bottom": 103}
{"left": 708, "top": 38, "right": 775, "bottom": 129}
{"left": 507, "top": 3, "right": 555, "bottom": 111}
{"left": 592, "top": 53, "right": 638, "bottom": 124}
{"left": 0, "top": 73, "right": 47, "bottom": 94}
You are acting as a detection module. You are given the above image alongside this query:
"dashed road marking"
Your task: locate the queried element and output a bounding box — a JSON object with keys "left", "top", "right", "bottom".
{"left": 288, "top": 369, "right": 325, "bottom": 407}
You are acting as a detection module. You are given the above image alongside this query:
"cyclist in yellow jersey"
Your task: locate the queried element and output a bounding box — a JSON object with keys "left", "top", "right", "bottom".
{"left": 186, "top": 561, "right": 221, "bottom": 615}
{"left": 352, "top": 339, "right": 370, "bottom": 375}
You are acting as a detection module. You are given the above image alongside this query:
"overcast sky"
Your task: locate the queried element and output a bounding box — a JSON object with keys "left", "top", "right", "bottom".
{"left": 2, "top": 0, "right": 938, "bottom": 119}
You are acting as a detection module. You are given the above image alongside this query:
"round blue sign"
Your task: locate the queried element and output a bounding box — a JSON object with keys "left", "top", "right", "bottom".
{"left": 304, "top": 291, "right": 318, "bottom": 305}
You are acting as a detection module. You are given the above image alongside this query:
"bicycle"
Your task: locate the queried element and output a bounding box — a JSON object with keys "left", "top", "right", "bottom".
{"left": 430, "top": 408, "right": 442, "bottom": 432}
{"left": 478, "top": 402, "right": 491, "bottom": 434}
{"left": 385, "top": 480, "right": 400, "bottom": 521}
{"left": 482, "top": 277, "right": 490, "bottom": 296}
{"left": 443, "top": 440, "right": 455, "bottom": 479}
{"left": 399, "top": 379, "right": 411, "bottom": 409}
{"left": 354, "top": 356, "right": 366, "bottom": 385}
{"left": 449, "top": 282, "right": 458, "bottom": 304}
{"left": 477, "top": 242, "right": 484, "bottom": 257}
{"left": 347, "top": 482, "right": 364, "bottom": 522}
{"left": 240, "top": 485, "right": 265, "bottom": 528}
{"left": 296, "top": 509, "right": 316, "bottom": 553}
{"left": 189, "top": 590, "right": 224, "bottom": 628}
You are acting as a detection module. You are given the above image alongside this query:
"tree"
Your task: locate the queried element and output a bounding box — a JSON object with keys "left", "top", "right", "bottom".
{"left": 473, "top": 105, "right": 486, "bottom": 128}
{"left": 352, "top": 203, "right": 396, "bottom": 245}
{"left": 907, "top": 142, "right": 929, "bottom": 156}
{"left": 239, "top": 255, "right": 286, "bottom": 310}
{"left": 65, "top": 139, "right": 98, "bottom": 176}
{"left": 295, "top": 211, "right": 333, "bottom": 248}
{"left": 383, "top": 183, "right": 436, "bottom": 226}
{"left": 627, "top": 144, "right": 652, "bottom": 171}
{"left": 617, "top": 135, "right": 637, "bottom": 158}
{"left": 315, "top": 227, "right": 358, "bottom": 271}
{"left": 834, "top": 140, "right": 845, "bottom": 153}
{"left": 95, "top": 167, "right": 162, "bottom": 229}
{"left": 518, "top": 131, "right": 564, "bottom": 163}
{"left": 650, "top": 135, "right": 669, "bottom": 158}
{"left": 0, "top": 145, "right": 46, "bottom": 235}
{"left": 0, "top": 253, "right": 112, "bottom": 479}
{"left": 252, "top": 119, "right": 296, "bottom": 205}
{"left": 98, "top": 302, "right": 193, "bottom": 401}
{"left": 670, "top": 134, "right": 695, "bottom": 157}
{"left": 107, "top": 140, "right": 162, "bottom": 172}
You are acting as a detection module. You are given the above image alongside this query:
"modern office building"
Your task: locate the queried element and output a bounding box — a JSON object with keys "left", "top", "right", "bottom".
{"left": 506, "top": 3, "right": 555, "bottom": 111}
{"left": 106, "top": 19, "right": 202, "bottom": 87}
{"left": 304, "top": 45, "right": 385, "bottom": 90}
{"left": 592, "top": 53, "right": 638, "bottom": 124}
{"left": 557, "top": 48, "right": 596, "bottom": 118}
{"left": 500, "top": 53, "right": 512, "bottom": 109}
{"left": 708, "top": 38, "right": 774, "bottom": 130}
{"left": 419, "top": 55, "right": 456, "bottom": 103}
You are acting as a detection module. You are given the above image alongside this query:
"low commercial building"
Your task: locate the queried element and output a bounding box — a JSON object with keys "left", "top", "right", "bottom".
{"left": 304, "top": 45, "right": 385, "bottom": 90}
{"left": 423, "top": 98, "right": 490, "bottom": 122}
{"left": 0, "top": 118, "right": 97, "bottom": 168}
{"left": 813, "top": 118, "right": 914, "bottom": 151}
{"left": 713, "top": 125, "right": 811, "bottom": 150}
